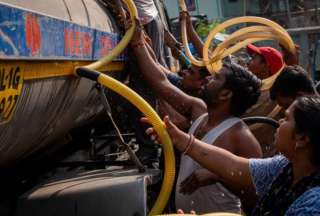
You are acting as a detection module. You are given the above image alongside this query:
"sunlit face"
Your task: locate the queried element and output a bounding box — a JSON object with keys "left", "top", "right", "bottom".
{"left": 199, "top": 67, "right": 228, "bottom": 106}
{"left": 274, "top": 102, "right": 297, "bottom": 156}
{"left": 181, "top": 65, "right": 206, "bottom": 92}
{"left": 275, "top": 94, "right": 295, "bottom": 109}
{"left": 248, "top": 53, "right": 269, "bottom": 79}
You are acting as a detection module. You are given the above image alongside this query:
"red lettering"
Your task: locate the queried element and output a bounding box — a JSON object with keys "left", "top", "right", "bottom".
{"left": 64, "top": 29, "right": 76, "bottom": 55}
{"left": 82, "top": 32, "right": 91, "bottom": 55}
{"left": 25, "top": 13, "right": 41, "bottom": 56}
{"left": 100, "top": 36, "right": 112, "bottom": 56}
{"left": 74, "top": 31, "right": 81, "bottom": 55}
{"left": 64, "top": 29, "right": 71, "bottom": 55}
{"left": 65, "top": 30, "right": 92, "bottom": 57}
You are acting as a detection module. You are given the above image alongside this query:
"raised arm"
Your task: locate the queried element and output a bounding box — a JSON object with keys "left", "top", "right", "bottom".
{"left": 182, "top": 12, "right": 204, "bottom": 58}
{"left": 131, "top": 21, "right": 206, "bottom": 120}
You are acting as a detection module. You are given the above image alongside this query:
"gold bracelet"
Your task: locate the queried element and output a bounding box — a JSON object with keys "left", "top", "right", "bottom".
{"left": 183, "top": 134, "right": 195, "bottom": 155}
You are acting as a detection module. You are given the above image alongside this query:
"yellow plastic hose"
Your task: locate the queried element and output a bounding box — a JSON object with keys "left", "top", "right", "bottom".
{"left": 209, "top": 35, "right": 274, "bottom": 71}
{"left": 180, "top": 14, "right": 295, "bottom": 71}
{"left": 180, "top": 12, "right": 205, "bottom": 67}
{"left": 75, "top": 67, "right": 176, "bottom": 216}
{"left": 179, "top": 0, "right": 296, "bottom": 90}
{"left": 178, "top": 0, "right": 290, "bottom": 141}
{"left": 178, "top": 0, "right": 188, "bottom": 12}
{"left": 179, "top": 0, "right": 206, "bottom": 66}
{"left": 211, "top": 29, "right": 289, "bottom": 61}
{"left": 203, "top": 16, "right": 295, "bottom": 70}
{"left": 209, "top": 35, "right": 287, "bottom": 75}
{"left": 84, "top": 0, "right": 138, "bottom": 70}
{"left": 215, "top": 26, "right": 278, "bottom": 43}
{"left": 261, "top": 63, "right": 285, "bottom": 91}
{"left": 75, "top": 0, "right": 176, "bottom": 215}
{"left": 96, "top": 72, "right": 176, "bottom": 216}
{"left": 200, "top": 16, "right": 295, "bottom": 90}
{"left": 206, "top": 36, "right": 280, "bottom": 74}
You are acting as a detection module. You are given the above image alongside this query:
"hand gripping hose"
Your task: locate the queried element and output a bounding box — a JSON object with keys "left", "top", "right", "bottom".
{"left": 74, "top": 0, "right": 176, "bottom": 215}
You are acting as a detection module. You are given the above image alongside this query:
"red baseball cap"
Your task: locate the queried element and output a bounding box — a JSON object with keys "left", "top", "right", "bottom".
{"left": 247, "top": 44, "right": 284, "bottom": 75}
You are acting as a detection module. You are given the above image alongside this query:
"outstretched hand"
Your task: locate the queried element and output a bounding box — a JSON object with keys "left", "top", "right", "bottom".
{"left": 141, "top": 116, "right": 183, "bottom": 146}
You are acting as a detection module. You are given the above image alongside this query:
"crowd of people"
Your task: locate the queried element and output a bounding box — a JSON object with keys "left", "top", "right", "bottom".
{"left": 112, "top": 1, "right": 320, "bottom": 215}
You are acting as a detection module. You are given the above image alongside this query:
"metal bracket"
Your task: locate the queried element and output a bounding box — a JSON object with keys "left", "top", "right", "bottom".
{"left": 96, "top": 84, "right": 145, "bottom": 172}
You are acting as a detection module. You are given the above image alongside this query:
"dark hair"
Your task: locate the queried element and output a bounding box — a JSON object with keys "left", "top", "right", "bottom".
{"left": 223, "top": 63, "right": 262, "bottom": 116}
{"left": 294, "top": 96, "right": 320, "bottom": 165}
{"left": 181, "top": 66, "right": 209, "bottom": 78}
{"left": 199, "top": 67, "right": 210, "bottom": 78}
{"left": 270, "top": 65, "right": 315, "bottom": 100}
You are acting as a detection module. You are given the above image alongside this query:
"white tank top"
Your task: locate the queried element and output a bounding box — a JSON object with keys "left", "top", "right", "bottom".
{"left": 133, "top": 0, "right": 158, "bottom": 25}
{"left": 175, "top": 113, "right": 242, "bottom": 214}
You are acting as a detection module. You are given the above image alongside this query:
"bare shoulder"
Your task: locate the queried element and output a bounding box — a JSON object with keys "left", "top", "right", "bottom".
{"left": 216, "top": 122, "right": 262, "bottom": 158}
{"left": 232, "top": 122, "right": 262, "bottom": 158}
{"left": 190, "top": 97, "right": 207, "bottom": 121}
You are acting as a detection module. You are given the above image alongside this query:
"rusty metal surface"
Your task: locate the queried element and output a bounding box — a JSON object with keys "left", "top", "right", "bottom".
{"left": 15, "top": 168, "right": 160, "bottom": 216}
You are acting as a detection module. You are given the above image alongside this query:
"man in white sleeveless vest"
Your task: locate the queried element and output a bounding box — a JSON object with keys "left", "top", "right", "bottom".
{"left": 175, "top": 114, "right": 245, "bottom": 213}
{"left": 130, "top": 22, "right": 263, "bottom": 214}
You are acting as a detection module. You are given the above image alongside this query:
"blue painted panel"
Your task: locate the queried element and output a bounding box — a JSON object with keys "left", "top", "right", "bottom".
{"left": 0, "top": 3, "right": 125, "bottom": 60}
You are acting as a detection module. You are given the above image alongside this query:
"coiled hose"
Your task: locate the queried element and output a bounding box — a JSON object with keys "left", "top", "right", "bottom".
{"left": 178, "top": 0, "right": 296, "bottom": 90}
{"left": 74, "top": 0, "right": 176, "bottom": 215}
{"left": 179, "top": 0, "right": 292, "bottom": 124}
{"left": 203, "top": 18, "right": 290, "bottom": 90}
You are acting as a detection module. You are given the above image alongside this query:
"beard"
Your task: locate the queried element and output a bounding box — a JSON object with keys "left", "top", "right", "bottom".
{"left": 199, "top": 84, "right": 219, "bottom": 107}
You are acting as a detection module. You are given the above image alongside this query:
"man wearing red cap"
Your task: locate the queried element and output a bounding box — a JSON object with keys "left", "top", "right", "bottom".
{"left": 247, "top": 44, "right": 284, "bottom": 79}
